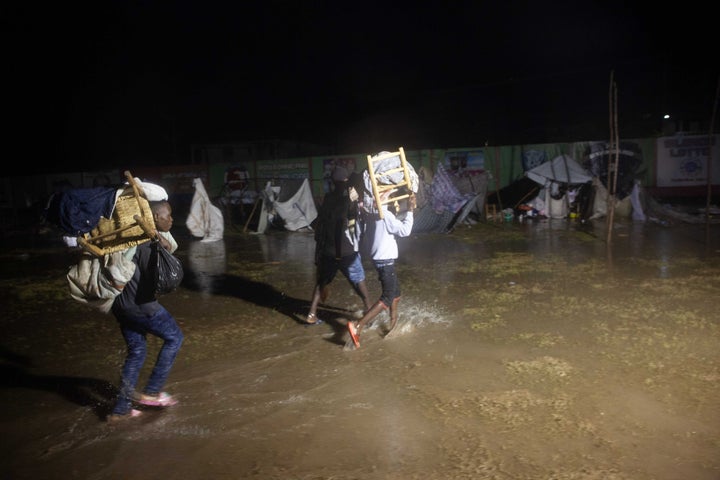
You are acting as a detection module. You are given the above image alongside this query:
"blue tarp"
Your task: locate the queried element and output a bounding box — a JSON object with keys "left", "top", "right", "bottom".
{"left": 44, "top": 187, "right": 118, "bottom": 236}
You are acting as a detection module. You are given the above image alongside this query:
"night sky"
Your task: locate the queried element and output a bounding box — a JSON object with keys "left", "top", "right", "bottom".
{"left": 5, "top": 1, "right": 717, "bottom": 176}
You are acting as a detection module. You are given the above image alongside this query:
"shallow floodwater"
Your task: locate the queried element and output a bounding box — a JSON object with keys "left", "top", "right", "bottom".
{"left": 1, "top": 217, "right": 719, "bottom": 480}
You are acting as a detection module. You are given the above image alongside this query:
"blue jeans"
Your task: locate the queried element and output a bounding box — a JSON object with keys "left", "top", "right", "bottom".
{"left": 112, "top": 305, "right": 184, "bottom": 415}
{"left": 317, "top": 252, "right": 365, "bottom": 287}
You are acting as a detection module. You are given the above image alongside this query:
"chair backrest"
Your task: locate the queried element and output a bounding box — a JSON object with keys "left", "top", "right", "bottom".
{"left": 77, "top": 171, "right": 157, "bottom": 256}
{"left": 366, "top": 147, "right": 412, "bottom": 219}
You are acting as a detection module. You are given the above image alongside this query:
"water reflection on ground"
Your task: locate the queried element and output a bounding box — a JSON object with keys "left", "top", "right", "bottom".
{"left": 181, "top": 217, "right": 720, "bottom": 300}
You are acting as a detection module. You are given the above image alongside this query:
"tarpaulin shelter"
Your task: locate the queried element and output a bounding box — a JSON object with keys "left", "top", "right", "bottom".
{"left": 253, "top": 178, "right": 318, "bottom": 233}
{"left": 412, "top": 163, "right": 488, "bottom": 233}
{"left": 186, "top": 178, "right": 224, "bottom": 242}
{"left": 526, "top": 154, "right": 593, "bottom": 187}
{"left": 523, "top": 155, "right": 593, "bottom": 219}
{"left": 486, "top": 177, "right": 540, "bottom": 212}
{"left": 584, "top": 141, "right": 643, "bottom": 199}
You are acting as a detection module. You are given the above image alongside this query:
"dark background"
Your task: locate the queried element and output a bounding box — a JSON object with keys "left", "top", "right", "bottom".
{"left": 4, "top": 1, "right": 718, "bottom": 176}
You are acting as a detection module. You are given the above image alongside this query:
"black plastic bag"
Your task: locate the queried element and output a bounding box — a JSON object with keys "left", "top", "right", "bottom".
{"left": 154, "top": 241, "right": 184, "bottom": 295}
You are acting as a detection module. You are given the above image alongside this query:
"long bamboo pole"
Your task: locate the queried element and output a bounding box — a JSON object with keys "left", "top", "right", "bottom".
{"left": 705, "top": 74, "right": 720, "bottom": 224}
{"left": 606, "top": 71, "right": 619, "bottom": 245}
{"left": 611, "top": 79, "right": 620, "bottom": 219}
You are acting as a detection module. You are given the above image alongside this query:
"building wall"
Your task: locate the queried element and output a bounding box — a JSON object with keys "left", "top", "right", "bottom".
{"left": 2, "top": 135, "right": 717, "bottom": 230}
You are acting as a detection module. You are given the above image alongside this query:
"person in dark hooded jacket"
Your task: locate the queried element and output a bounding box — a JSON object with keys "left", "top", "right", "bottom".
{"left": 304, "top": 166, "right": 371, "bottom": 325}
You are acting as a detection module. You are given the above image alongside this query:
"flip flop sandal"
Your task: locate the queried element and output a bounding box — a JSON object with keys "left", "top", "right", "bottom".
{"left": 106, "top": 409, "right": 142, "bottom": 424}
{"left": 305, "top": 313, "right": 324, "bottom": 326}
{"left": 347, "top": 321, "right": 360, "bottom": 348}
{"left": 133, "top": 392, "right": 178, "bottom": 407}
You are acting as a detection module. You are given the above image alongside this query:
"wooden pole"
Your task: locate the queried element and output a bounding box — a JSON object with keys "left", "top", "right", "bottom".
{"left": 611, "top": 79, "right": 620, "bottom": 217}
{"left": 243, "top": 197, "right": 262, "bottom": 233}
{"left": 706, "top": 74, "right": 720, "bottom": 224}
{"left": 493, "top": 145, "right": 502, "bottom": 212}
{"left": 606, "top": 71, "right": 619, "bottom": 245}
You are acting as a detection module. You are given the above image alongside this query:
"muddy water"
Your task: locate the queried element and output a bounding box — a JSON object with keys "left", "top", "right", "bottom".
{"left": 1, "top": 218, "right": 719, "bottom": 480}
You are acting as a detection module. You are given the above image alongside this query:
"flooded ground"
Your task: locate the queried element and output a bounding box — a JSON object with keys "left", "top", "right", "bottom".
{"left": 1, "top": 216, "right": 719, "bottom": 480}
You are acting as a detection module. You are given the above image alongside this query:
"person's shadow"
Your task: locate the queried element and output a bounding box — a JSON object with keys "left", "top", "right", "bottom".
{"left": 0, "top": 345, "right": 118, "bottom": 419}
{"left": 183, "top": 269, "right": 309, "bottom": 324}
{"left": 182, "top": 270, "right": 355, "bottom": 345}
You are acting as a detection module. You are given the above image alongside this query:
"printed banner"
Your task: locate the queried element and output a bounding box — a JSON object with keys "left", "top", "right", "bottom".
{"left": 656, "top": 134, "right": 720, "bottom": 187}
{"left": 256, "top": 159, "right": 309, "bottom": 180}
{"left": 443, "top": 149, "right": 485, "bottom": 172}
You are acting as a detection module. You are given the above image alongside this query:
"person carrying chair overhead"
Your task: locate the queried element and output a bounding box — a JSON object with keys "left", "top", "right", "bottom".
{"left": 347, "top": 150, "right": 417, "bottom": 349}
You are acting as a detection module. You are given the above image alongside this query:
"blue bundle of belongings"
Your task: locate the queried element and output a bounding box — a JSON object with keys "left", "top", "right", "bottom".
{"left": 44, "top": 171, "right": 175, "bottom": 312}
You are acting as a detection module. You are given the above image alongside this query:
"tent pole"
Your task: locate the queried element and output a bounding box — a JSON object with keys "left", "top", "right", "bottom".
{"left": 514, "top": 186, "right": 539, "bottom": 209}
{"left": 562, "top": 155, "right": 572, "bottom": 216}
{"left": 493, "top": 145, "right": 503, "bottom": 211}
{"left": 243, "top": 197, "right": 262, "bottom": 233}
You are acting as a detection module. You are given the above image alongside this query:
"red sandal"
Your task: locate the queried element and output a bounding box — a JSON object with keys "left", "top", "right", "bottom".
{"left": 347, "top": 321, "right": 360, "bottom": 348}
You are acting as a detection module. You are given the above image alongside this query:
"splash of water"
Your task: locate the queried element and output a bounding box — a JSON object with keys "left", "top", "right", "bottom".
{"left": 367, "top": 300, "right": 449, "bottom": 337}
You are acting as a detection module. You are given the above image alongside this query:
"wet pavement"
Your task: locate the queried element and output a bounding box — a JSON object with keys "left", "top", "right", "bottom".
{"left": 1, "top": 216, "right": 719, "bottom": 479}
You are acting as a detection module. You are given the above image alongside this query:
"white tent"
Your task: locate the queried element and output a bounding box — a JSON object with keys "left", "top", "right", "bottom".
{"left": 186, "top": 178, "right": 224, "bottom": 242}
{"left": 525, "top": 155, "right": 593, "bottom": 219}
{"left": 526, "top": 154, "right": 593, "bottom": 186}
{"left": 255, "top": 178, "right": 318, "bottom": 233}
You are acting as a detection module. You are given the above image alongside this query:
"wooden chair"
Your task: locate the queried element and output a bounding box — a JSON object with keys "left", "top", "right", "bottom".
{"left": 77, "top": 171, "right": 158, "bottom": 256}
{"left": 366, "top": 147, "right": 413, "bottom": 219}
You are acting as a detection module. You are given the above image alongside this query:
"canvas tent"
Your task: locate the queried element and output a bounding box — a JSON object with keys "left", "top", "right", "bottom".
{"left": 253, "top": 178, "right": 318, "bottom": 234}
{"left": 486, "top": 176, "right": 540, "bottom": 212}
{"left": 526, "top": 154, "right": 593, "bottom": 187}
{"left": 186, "top": 178, "right": 224, "bottom": 242}
{"left": 584, "top": 141, "right": 643, "bottom": 199}
{"left": 522, "top": 155, "right": 593, "bottom": 218}
{"left": 413, "top": 163, "right": 488, "bottom": 233}
{"left": 487, "top": 155, "right": 594, "bottom": 219}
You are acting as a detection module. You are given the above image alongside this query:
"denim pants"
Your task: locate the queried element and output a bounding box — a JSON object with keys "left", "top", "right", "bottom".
{"left": 374, "top": 259, "right": 400, "bottom": 307}
{"left": 112, "top": 305, "right": 184, "bottom": 415}
{"left": 317, "top": 252, "right": 366, "bottom": 287}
